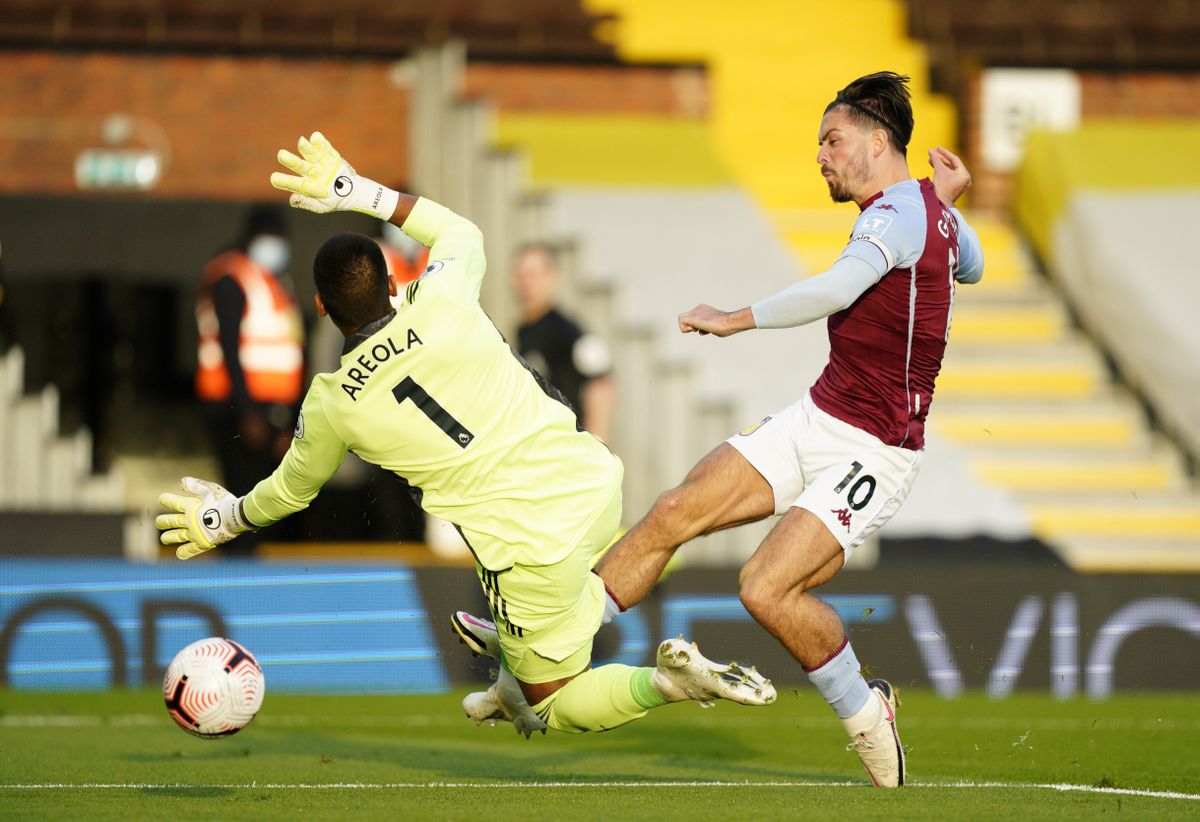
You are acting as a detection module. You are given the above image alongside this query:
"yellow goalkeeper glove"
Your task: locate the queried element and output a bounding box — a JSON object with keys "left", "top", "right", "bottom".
{"left": 269, "top": 131, "right": 399, "bottom": 221}
{"left": 156, "top": 477, "right": 254, "bottom": 560}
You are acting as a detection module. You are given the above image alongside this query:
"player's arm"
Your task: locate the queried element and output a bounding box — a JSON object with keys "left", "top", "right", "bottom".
{"left": 679, "top": 257, "right": 881, "bottom": 336}
{"left": 156, "top": 390, "right": 346, "bottom": 559}
{"left": 928, "top": 146, "right": 985, "bottom": 284}
{"left": 396, "top": 197, "right": 486, "bottom": 304}
{"left": 240, "top": 389, "right": 347, "bottom": 527}
{"left": 953, "top": 211, "right": 984, "bottom": 284}
{"left": 269, "top": 132, "right": 485, "bottom": 303}
{"left": 682, "top": 199, "right": 919, "bottom": 337}
{"left": 929, "top": 146, "right": 970, "bottom": 207}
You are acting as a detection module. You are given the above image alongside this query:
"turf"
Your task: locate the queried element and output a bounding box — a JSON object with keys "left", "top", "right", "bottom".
{"left": 1, "top": 689, "right": 1195, "bottom": 820}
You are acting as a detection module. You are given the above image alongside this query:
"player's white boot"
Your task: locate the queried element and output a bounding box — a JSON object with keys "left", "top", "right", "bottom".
{"left": 845, "top": 679, "right": 905, "bottom": 787}
{"left": 652, "top": 637, "right": 777, "bottom": 707}
{"left": 462, "top": 680, "right": 547, "bottom": 738}
{"left": 451, "top": 611, "right": 501, "bottom": 659}
{"left": 463, "top": 686, "right": 507, "bottom": 726}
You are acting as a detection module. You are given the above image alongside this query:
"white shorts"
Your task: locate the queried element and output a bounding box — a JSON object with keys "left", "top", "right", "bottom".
{"left": 727, "top": 392, "right": 922, "bottom": 558}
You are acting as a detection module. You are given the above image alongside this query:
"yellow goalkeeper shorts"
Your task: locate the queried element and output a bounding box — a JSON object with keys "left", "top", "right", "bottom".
{"left": 480, "top": 488, "right": 622, "bottom": 685}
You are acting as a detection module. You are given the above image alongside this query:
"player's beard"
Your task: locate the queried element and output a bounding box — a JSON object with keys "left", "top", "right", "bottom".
{"left": 824, "top": 148, "right": 870, "bottom": 203}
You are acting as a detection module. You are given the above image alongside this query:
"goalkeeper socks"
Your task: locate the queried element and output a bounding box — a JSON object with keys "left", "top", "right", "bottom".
{"left": 531, "top": 665, "right": 665, "bottom": 734}
{"left": 805, "top": 636, "right": 871, "bottom": 720}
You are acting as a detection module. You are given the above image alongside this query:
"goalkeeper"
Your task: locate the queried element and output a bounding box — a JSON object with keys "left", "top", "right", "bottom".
{"left": 157, "top": 132, "right": 776, "bottom": 737}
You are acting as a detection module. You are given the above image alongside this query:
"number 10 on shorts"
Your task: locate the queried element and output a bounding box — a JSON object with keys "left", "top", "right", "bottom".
{"left": 834, "top": 461, "right": 877, "bottom": 511}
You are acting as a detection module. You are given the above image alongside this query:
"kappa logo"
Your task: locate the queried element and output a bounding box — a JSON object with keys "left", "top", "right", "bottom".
{"left": 333, "top": 175, "right": 354, "bottom": 196}
{"left": 831, "top": 507, "right": 852, "bottom": 532}
{"left": 201, "top": 508, "right": 221, "bottom": 530}
{"left": 739, "top": 416, "right": 772, "bottom": 436}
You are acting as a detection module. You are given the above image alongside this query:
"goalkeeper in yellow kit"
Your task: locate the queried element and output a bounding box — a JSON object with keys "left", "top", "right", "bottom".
{"left": 157, "top": 132, "right": 775, "bottom": 736}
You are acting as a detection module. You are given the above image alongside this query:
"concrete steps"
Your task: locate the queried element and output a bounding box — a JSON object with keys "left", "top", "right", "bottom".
{"left": 0, "top": 347, "right": 126, "bottom": 520}
{"left": 933, "top": 216, "right": 1199, "bottom": 568}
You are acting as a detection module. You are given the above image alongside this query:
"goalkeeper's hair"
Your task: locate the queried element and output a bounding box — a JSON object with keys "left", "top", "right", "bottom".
{"left": 825, "top": 71, "right": 913, "bottom": 156}
{"left": 313, "top": 233, "right": 390, "bottom": 330}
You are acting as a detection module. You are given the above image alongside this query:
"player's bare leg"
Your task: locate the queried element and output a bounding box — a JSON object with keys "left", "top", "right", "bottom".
{"left": 737, "top": 507, "right": 846, "bottom": 665}
{"left": 596, "top": 443, "right": 774, "bottom": 608}
{"left": 739, "top": 506, "right": 905, "bottom": 787}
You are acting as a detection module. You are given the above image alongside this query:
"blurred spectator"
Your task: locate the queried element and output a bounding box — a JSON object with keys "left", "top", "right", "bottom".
{"left": 195, "top": 206, "right": 304, "bottom": 553}
{"left": 512, "top": 243, "right": 615, "bottom": 441}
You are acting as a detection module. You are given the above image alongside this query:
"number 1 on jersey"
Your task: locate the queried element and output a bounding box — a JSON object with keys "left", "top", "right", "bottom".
{"left": 392, "top": 376, "right": 475, "bottom": 448}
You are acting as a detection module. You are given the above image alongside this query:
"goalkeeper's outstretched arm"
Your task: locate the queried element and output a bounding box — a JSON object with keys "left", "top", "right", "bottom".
{"left": 271, "top": 131, "right": 487, "bottom": 304}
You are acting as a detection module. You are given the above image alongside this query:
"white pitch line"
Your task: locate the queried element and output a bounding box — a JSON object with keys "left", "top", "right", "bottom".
{"left": 2, "top": 781, "right": 1197, "bottom": 800}
{"left": 5, "top": 714, "right": 1198, "bottom": 731}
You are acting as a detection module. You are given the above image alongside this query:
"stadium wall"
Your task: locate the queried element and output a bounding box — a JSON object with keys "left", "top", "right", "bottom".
{"left": 464, "top": 61, "right": 707, "bottom": 117}
{"left": 2, "top": 559, "right": 1196, "bottom": 698}
{"left": 0, "top": 51, "right": 412, "bottom": 199}
{"left": 0, "top": 51, "right": 704, "bottom": 201}
{"left": 962, "top": 69, "right": 1200, "bottom": 212}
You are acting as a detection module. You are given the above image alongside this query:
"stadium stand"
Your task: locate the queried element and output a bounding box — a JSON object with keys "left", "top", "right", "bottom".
{"left": 0, "top": 347, "right": 123, "bottom": 510}
{"left": 0, "top": 346, "right": 128, "bottom": 552}
{"left": 0, "top": 0, "right": 620, "bottom": 62}
{"left": 2, "top": 1, "right": 1193, "bottom": 570}
{"left": 1008, "top": 123, "right": 1200, "bottom": 568}
{"left": 908, "top": 0, "right": 1200, "bottom": 90}
{"left": 382, "top": 37, "right": 1024, "bottom": 565}
{"left": 511, "top": 0, "right": 1198, "bottom": 570}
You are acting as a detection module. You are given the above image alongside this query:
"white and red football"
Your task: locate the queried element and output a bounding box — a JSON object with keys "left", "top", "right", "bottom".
{"left": 162, "top": 637, "right": 265, "bottom": 737}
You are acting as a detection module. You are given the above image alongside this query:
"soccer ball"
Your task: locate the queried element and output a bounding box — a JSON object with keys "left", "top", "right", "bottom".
{"left": 162, "top": 637, "right": 265, "bottom": 737}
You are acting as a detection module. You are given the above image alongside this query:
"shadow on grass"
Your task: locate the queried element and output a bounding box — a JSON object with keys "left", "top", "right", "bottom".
{"left": 121, "top": 720, "right": 826, "bottom": 784}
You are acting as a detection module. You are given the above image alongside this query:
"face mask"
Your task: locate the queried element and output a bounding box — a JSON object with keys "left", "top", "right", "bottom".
{"left": 247, "top": 235, "right": 290, "bottom": 272}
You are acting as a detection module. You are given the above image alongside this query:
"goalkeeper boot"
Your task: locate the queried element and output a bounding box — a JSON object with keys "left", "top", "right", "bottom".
{"left": 451, "top": 611, "right": 501, "bottom": 659}
{"left": 462, "top": 680, "right": 547, "bottom": 738}
{"left": 845, "top": 679, "right": 905, "bottom": 787}
{"left": 651, "top": 636, "right": 777, "bottom": 707}
{"left": 462, "top": 686, "right": 506, "bottom": 727}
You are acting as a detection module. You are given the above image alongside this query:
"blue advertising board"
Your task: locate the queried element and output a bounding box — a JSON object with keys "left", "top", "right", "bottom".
{"left": 0, "top": 560, "right": 447, "bottom": 693}
{"left": 1, "top": 559, "right": 1197, "bottom": 697}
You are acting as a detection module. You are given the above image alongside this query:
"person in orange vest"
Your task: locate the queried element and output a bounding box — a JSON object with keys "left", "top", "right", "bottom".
{"left": 195, "top": 206, "right": 304, "bottom": 553}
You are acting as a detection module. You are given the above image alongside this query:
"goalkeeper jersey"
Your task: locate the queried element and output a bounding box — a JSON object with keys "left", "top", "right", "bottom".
{"left": 243, "top": 198, "right": 624, "bottom": 570}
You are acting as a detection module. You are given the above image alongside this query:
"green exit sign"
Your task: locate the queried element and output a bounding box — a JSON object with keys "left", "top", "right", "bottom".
{"left": 75, "top": 149, "right": 162, "bottom": 190}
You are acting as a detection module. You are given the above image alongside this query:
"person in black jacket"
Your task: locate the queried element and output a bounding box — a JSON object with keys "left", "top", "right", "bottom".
{"left": 512, "top": 243, "right": 614, "bottom": 441}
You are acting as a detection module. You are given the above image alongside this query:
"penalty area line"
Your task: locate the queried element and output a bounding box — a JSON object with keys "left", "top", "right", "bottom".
{"left": 1, "top": 781, "right": 1197, "bottom": 800}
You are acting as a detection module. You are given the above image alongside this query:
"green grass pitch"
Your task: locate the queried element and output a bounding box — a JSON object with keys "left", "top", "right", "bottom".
{"left": 1, "top": 689, "right": 1196, "bottom": 820}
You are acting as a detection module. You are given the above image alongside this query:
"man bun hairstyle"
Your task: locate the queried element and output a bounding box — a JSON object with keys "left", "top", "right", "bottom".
{"left": 825, "top": 71, "right": 914, "bottom": 156}
{"left": 313, "top": 233, "right": 391, "bottom": 329}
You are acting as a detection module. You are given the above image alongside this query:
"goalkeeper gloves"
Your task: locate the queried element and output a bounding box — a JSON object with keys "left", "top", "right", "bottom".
{"left": 157, "top": 477, "right": 255, "bottom": 560}
{"left": 269, "top": 131, "right": 399, "bottom": 221}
